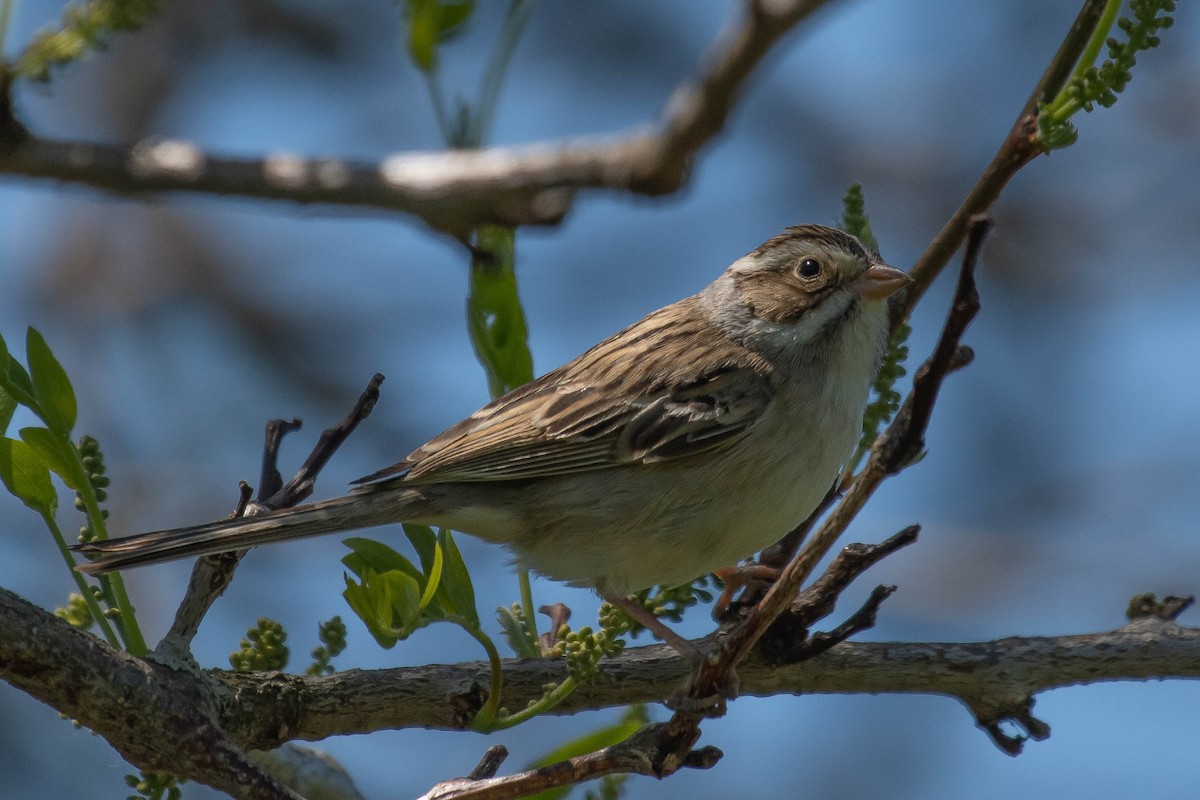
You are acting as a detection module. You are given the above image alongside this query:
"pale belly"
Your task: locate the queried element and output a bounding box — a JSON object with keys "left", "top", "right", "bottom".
{"left": 450, "top": 388, "right": 864, "bottom": 595}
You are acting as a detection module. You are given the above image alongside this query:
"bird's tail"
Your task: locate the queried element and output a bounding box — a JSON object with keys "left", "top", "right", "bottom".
{"left": 73, "top": 491, "right": 409, "bottom": 575}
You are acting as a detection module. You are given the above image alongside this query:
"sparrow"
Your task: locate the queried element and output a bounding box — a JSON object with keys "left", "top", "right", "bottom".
{"left": 75, "top": 224, "right": 910, "bottom": 655}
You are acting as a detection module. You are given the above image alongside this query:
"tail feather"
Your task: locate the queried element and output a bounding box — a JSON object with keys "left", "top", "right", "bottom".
{"left": 73, "top": 491, "right": 407, "bottom": 575}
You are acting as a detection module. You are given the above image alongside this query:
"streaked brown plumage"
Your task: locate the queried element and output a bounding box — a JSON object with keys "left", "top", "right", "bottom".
{"left": 75, "top": 226, "right": 909, "bottom": 627}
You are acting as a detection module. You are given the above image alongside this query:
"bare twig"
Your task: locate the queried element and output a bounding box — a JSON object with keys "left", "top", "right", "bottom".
{"left": 758, "top": 526, "right": 919, "bottom": 664}
{"left": 159, "top": 375, "right": 384, "bottom": 651}
{"left": 262, "top": 373, "right": 384, "bottom": 509}
{"left": 467, "top": 746, "right": 510, "bottom": 781}
{"left": 417, "top": 723, "right": 720, "bottom": 800}
{"left": 0, "top": 1, "right": 836, "bottom": 234}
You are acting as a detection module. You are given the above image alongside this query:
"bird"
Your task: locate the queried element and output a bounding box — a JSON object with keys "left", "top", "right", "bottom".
{"left": 74, "top": 224, "right": 910, "bottom": 657}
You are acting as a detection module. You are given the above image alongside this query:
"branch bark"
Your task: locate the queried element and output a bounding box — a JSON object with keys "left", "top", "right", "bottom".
{"left": 5, "top": 583, "right": 1199, "bottom": 765}
{"left": 0, "top": 0, "right": 838, "bottom": 235}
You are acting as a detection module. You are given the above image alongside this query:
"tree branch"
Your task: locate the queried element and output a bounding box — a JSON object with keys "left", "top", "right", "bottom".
{"left": 0, "top": 587, "right": 301, "bottom": 799}
{"left": 6, "top": 583, "right": 1198, "bottom": 765}
{"left": 417, "top": 724, "right": 720, "bottom": 800}
{"left": 891, "top": 0, "right": 1113, "bottom": 326}
{"left": 0, "top": 0, "right": 837, "bottom": 235}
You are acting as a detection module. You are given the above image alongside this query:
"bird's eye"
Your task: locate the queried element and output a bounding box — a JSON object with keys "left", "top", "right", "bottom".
{"left": 797, "top": 258, "right": 822, "bottom": 279}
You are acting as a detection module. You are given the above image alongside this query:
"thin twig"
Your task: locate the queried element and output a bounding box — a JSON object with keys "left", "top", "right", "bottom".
{"left": 265, "top": 373, "right": 384, "bottom": 509}
{"left": 417, "top": 723, "right": 720, "bottom": 800}
{"left": 758, "top": 526, "right": 919, "bottom": 663}
{"left": 467, "top": 746, "right": 510, "bottom": 781}
{"left": 893, "top": 1, "right": 1111, "bottom": 325}
{"left": 159, "top": 375, "right": 384, "bottom": 651}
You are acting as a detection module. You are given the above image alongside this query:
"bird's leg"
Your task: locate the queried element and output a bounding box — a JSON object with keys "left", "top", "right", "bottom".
{"left": 712, "top": 563, "right": 782, "bottom": 618}
{"left": 603, "top": 593, "right": 705, "bottom": 663}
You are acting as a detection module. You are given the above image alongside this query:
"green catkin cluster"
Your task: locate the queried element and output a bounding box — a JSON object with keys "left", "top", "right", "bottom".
{"left": 306, "top": 616, "right": 348, "bottom": 676}
{"left": 124, "top": 770, "right": 182, "bottom": 800}
{"left": 229, "top": 617, "right": 290, "bottom": 672}
{"left": 550, "top": 624, "right": 625, "bottom": 684}
{"left": 74, "top": 435, "right": 110, "bottom": 543}
{"left": 54, "top": 592, "right": 94, "bottom": 630}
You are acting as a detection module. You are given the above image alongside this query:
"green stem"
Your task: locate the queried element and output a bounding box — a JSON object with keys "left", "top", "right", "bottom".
{"left": 466, "top": 625, "right": 505, "bottom": 730}
{"left": 1044, "top": 0, "right": 1122, "bottom": 121}
{"left": 518, "top": 567, "right": 538, "bottom": 644}
{"left": 42, "top": 510, "right": 120, "bottom": 648}
{"left": 0, "top": 0, "right": 14, "bottom": 55}
{"left": 69, "top": 441, "right": 147, "bottom": 655}
{"left": 484, "top": 675, "right": 579, "bottom": 731}
{"left": 422, "top": 66, "right": 453, "bottom": 145}
{"left": 469, "top": 0, "right": 539, "bottom": 147}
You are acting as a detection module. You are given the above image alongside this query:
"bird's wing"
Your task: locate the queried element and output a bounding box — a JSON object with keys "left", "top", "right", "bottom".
{"left": 355, "top": 301, "right": 775, "bottom": 486}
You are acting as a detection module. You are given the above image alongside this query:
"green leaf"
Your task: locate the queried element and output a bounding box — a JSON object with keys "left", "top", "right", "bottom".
{"left": 342, "top": 568, "right": 425, "bottom": 648}
{"left": 497, "top": 604, "right": 542, "bottom": 659}
{"left": 526, "top": 705, "right": 650, "bottom": 800}
{"left": 467, "top": 226, "right": 533, "bottom": 398}
{"left": 19, "top": 427, "right": 84, "bottom": 490}
{"left": 341, "top": 536, "right": 423, "bottom": 582}
{"left": 0, "top": 385, "right": 15, "bottom": 437}
{"left": 403, "top": 522, "right": 439, "bottom": 574}
{"left": 0, "top": 437, "right": 57, "bottom": 514}
{"left": 434, "top": 0, "right": 474, "bottom": 38}
{"left": 839, "top": 183, "right": 879, "bottom": 254}
{"left": 418, "top": 537, "right": 444, "bottom": 611}
{"left": 0, "top": 351, "right": 38, "bottom": 412}
{"left": 437, "top": 529, "right": 478, "bottom": 627}
{"left": 26, "top": 328, "right": 77, "bottom": 434}
{"left": 406, "top": 0, "right": 475, "bottom": 71}
{"left": 406, "top": 0, "right": 438, "bottom": 72}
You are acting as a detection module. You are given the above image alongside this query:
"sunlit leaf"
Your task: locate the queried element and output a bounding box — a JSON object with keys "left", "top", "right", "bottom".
{"left": 0, "top": 385, "right": 15, "bottom": 437}
{"left": 19, "top": 427, "right": 84, "bottom": 490}
{"left": 342, "top": 567, "right": 425, "bottom": 648}
{"left": 437, "top": 529, "right": 478, "bottom": 627}
{"left": 341, "top": 536, "right": 422, "bottom": 582}
{"left": 26, "top": 328, "right": 77, "bottom": 434}
{"left": 526, "top": 705, "right": 650, "bottom": 800}
{"left": 0, "top": 437, "right": 57, "bottom": 514}
{"left": 418, "top": 537, "right": 444, "bottom": 611}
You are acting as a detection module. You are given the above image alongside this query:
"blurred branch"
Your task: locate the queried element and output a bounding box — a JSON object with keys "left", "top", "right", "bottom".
{"left": 0, "top": 0, "right": 836, "bottom": 235}
{"left": 6, "top": 582, "right": 1200, "bottom": 781}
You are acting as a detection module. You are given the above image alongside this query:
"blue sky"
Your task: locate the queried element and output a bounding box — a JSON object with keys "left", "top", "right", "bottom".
{"left": 2, "top": 2, "right": 1199, "bottom": 799}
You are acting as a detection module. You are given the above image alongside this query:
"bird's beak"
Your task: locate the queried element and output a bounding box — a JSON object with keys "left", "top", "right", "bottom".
{"left": 854, "top": 263, "right": 911, "bottom": 300}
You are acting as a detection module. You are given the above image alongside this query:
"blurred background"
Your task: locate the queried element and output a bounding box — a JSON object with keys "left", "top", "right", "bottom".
{"left": 2, "top": 1, "right": 1199, "bottom": 798}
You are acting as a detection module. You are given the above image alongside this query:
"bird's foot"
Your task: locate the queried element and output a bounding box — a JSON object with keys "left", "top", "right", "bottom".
{"left": 713, "top": 563, "right": 782, "bottom": 619}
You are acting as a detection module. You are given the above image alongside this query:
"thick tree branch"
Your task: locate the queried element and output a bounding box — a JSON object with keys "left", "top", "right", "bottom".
{"left": 5, "top": 583, "right": 1198, "bottom": 762}
{"left": 0, "top": 0, "right": 837, "bottom": 234}
{"left": 0, "top": 587, "right": 300, "bottom": 799}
